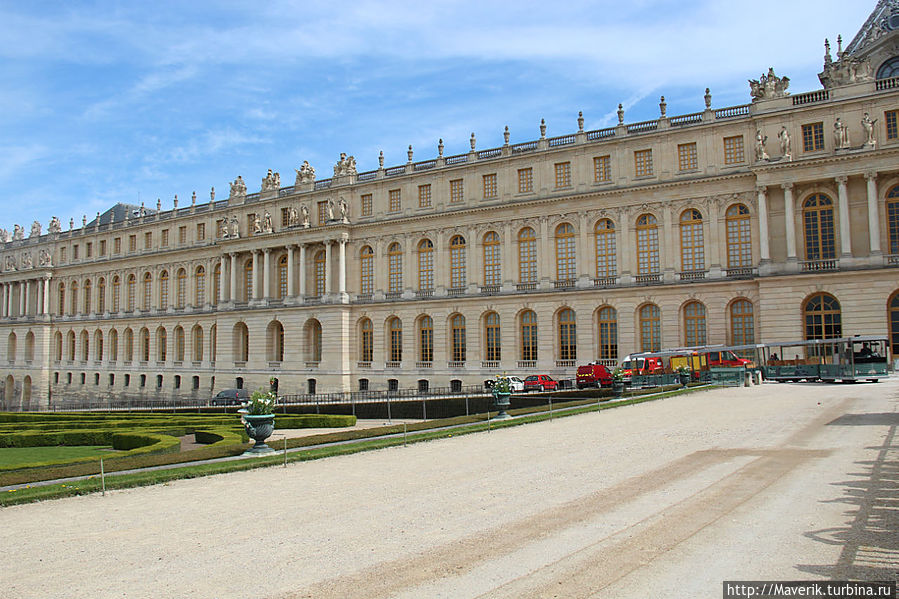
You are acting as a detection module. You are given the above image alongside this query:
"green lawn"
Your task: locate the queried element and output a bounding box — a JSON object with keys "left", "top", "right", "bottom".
{"left": 0, "top": 446, "right": 121, "bottom": 469}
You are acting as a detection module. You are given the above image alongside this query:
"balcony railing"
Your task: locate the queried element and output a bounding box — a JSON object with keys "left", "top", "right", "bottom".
{"left": 415, "top": 289, "right": 434, "bottom": 298}
{"left": 516, "top": 282, "right": 537, "bottom": 292}
{"left": 415, "top": 361, "right": 432, "bottom": 368}
{"left": 555, "top": 360, "right": 576, "bottom": 368}
{"left": 678, "top": 270, "right": 707, "bottom": 282}
{"left": 553, "top": 278, "right": 576, "bottom": 289}
{"left": 726, "top": 267, "right": 756, "bottom": 278}
{"left": 800, "top": 259, "right": 838, "bottom": 272}
{"left": 593, "top": 276, "right": 616, "bottom": 288}
{"left": 635, "top": 273, "right": 661, "bottom": 285}
{"left": 447, "top": 361, "right": 465, "bottom": 369}
{"left": 480, "top": 284, "right": 500, "bottom": 295}
{"left": 481, "top": 361, "right": 500, "bottom": 369}
{"left": 385, "top": 361, "right": 401, "bottom": 369}
{"left": 792, "top": 89, "right": 830, "bottom": 105}
{"left": 305, "top": 361, "right": 320, "bottom": 368}
{"left": 517, "top": 360, "right": 537, "bottom": 369}
{"left": 384, "top": 291, "right": 402, "bottom": 300}
{"left": 876, "top": 76, "right": 899, "bottom": 91}
{"left": 357, "top": 361, "right": 371, "bottom": 368}
{"left": 447, "top": 287, "right": 466, "bottom": 297}
{"left": 886, "top": 254, "right": 899, "bottom": 266}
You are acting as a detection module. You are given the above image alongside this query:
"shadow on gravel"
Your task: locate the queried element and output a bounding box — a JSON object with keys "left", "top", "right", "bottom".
{"left": 798, "top": 420, "right": 898, "bottom": 581}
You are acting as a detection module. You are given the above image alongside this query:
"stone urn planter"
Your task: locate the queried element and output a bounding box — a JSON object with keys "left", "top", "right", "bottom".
{"left": 611, "top": 380, "right": 625, "bottom": 398}
{"left": 244, "top": 414, "right": 276, "bottom": 454}
{"left": 492, "top": 390, "right": 512, "bottom": 420}
{"left": 677, "top": 371, "right": 691, "bottom": 387}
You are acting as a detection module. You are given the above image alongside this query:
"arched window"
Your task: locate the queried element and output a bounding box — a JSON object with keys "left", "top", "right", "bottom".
{"left": 730, "top": 299, "right": 754, "bottom": 346}
{"left": 387, "top": 243, "right": 402, "bottom": 293}
{"left": 192, "top": 325, "right": 203, "bottom": 362}
{"left": 598, "top": 306, "right": 618, "bottom": 361}
{"left": 877, "top": 56, "right": 899, "bottom": 79}
{"left": 67, "top": 330, "right": 76, "bottom": 360}
{"left": 109, "top": 329, "right": 118, "bottom": 361}
{"left": 245, "top": 259, "right": 254, "bottom": 300}
{"left": 639, "top": 304, "right": 661, "bottom": 352}
{"left": 213, "top": 263, "right": 221, "bottom": 305}
{"left": 277, "top": 255, "right": 287, "bottom": 299}
{"left": 124, "top": 328, "right": 134, "bottom": 362}
{"left": 127, "top": 275, "right": 136, "bottom": 311}
{"left": 112, "top": 276, "right": 121, "bottom": 313}
{"left": 80, "top": 330, "right": 89, "bottom": 361}
{"left": 886, "top": 186, "right": 899, "bottom": 254}
{"left": 360, "top": 318, "right": 373, "bottom": 362}
{"left": 555, "top": 223, "right": 576, "bottom": 281}
{"left": 268, "top": 321, "right": 284, "bottom": 362}
{"left": 558, "top": 308, "right": 577, "bottom": 361}
{"left": 680, "top": 209, "right": 705, "bottom": 272}
{"left": 802, "top": 194, "right": 836, "bottom": 260}
{"left": 388, "top": 317, "right": 402, "bottom": 363}
{"left": 450, "top": 235, "right": 466, "bottom": 289}
{"left": 595, "top": 219, "right": 616, "bottom": 278}
{"left": 57, "top": 282, "right": 65, "bottom": 316}
{"left": 176, "top": 269, "right": 186, "bottom": 308}
{"left": 195, "top": 266, "right": 206, "bottom": 306}
{"left": 233, "top": 322, "right": 249, "bottom": 362}
{"left": 54, "top": 331, "right": 62, "bottom": 361}
{"left": 450, "top": 314, "right": 466, "bottom": 363}
{"left": 636, "top": 214, "right": 660, "bottom": 274}
{"left": 518, "top": 227, "right": 537, "bottom": 284}
{"left": 142, "top": 273, "right": 152, "bottom": 311}
{"left": 485, "top": 312, "right": 501, "bottom": 362}
{"left": 159, "top": 271, "right": 169, "bottom": 310}
{"left": 483, "top": 232, "right": 501, "bottom": 286}
{"left": 889, "top": 291, "right": 899, "bottom": 356}
{"left": 683, "top": 301, "right": 707, "bottom": 346}
{"left": 210, "top": 324, "right": 217, "bottom": 362}
{"left": 418, "top": 316, "right": 433, "bottom": 363}
{"left": 70, "top": 281, "right": 78, "bottom": 315}
{"left": 83, "top": 279, "right": 92, "bottom": 315}
{"left": 803, "top": 293, "right": 841, "bottom": 340}
{"left": 157, "top": 327, "right": 167, "bottom": 362}
{"left": 726, "top": 204, "right": 752, "bottom": 268}
{"left": 308, "top": 320, "right": 322, "bottom": 362}
{"left": 520, "top": 310, "right": 538, "bottom": 361}
{"left": 97, "top": 278, "right": 106, "bottom": 314}
{"left": 94, "top": 330, "right": 103, "bottom": 361}
{"left": 359, "top": 246, "right": 373, "bottom": 294}
{"left": 417, "top": 239, "right": 433, "bottom": 291}
{"left": 174, "top": 326, "right": 185, "bottom": 362}
{"left": 7, "top": 333, "right": 16, "bottom": 363}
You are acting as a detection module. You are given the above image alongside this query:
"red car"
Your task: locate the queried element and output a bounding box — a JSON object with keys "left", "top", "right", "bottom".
{"left": 523, "top": 374, "right": 559, "bottom": 392}
{"left": 576, "top": 363, "right": 613, "bottom": 389}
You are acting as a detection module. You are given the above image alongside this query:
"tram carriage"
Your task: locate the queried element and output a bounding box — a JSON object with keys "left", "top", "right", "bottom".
{"left": 760, "top": 336, "right": 888, "bottom": 383}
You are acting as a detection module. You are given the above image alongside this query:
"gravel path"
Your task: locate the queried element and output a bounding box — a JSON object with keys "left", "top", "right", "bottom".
{"left": 2, "top": 380, "right": 897, "bottom": 598}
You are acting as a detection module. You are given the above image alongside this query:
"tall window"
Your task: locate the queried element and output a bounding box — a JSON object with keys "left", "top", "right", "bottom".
{"left": 450, "top": 314, "right": 466, "bottom": 362}
{"left": 483, "top": 232, "right": 501, "bottom": 286}
{"left": 636, "top": 214, "right": 660, "bottom": 274}
{"left": 159, "top": 271, "right": 169, "bottom": 309}
{"left": 124, "top": 328, "right": 133, "bottom": 362}
{"left": 97, "top": 278, "right": 105, "bottom": 313}
{"left": 361, "top": 194, "right": 372, "bottom": 216}
{"left": 889, "top": 292, "right": 899, "bottom": 356}
{"left": 360, "top": 246, "right": 374, "bottom": 294}
{"left": 277, "top": 256, "right": 287, "bottom": 299}
{"left": 176, "top": 269, "right": 186, "bottom": 308}
{"left": 130, "top": 275, "right": 138, "bottom": 311}
{"left": 450, "top": 179, "right": 463, "bottom": 203}
{"left": 309, "top": 320, "right": 322, "bottom": 362}
{"left": 634, "top": 149, "right": 653, "bottom": 177}
{"left": 213, "top": 263, "right": 221, "bottom": 305}
{"left": 418, "top": 184, "right": 431, "bottom": 208}
{"left": 518, "top": 227, "right": 537, "bottom": 283}
{"left": 803, "top": 293, "right": 841, "bottom": 340}
{"left": 157, "top": 327, "right": 167, "bottom": 362}
{"left": 594, "top": 155, "right": 611, "bottom": 183}
{"left": 388, "top": 242, "right": 402, "bottom": 293}
{"left": 803, "top": 194, "right": 836, "bottom": 260}
{"left": 555, "top": 223, "right": 576, "bottom": 281}
{"left": 389, "top": 318, "right": 402, "bottom": 362}
{"left": 802, "top": 122, "right": 825, "bottom": 152}
{"left": 677, "top": 142, "right": 698, "bottom": 171}
{"left": 389, "top": 189, "right": 401, "bottom": 212}
{"left": 109, "top": 329, "right": 118, "bottom": 361}
{"left": 887, "top": 186, "right": 899, "bottom": 254}
{"left": 112, "top": 276, "right": 120, "bottom": 313}
{"left": 558, "top": 308, "right": 576, "bottom": 361}
{"left": 518, "top": 168, "right": 533, "bottom": 193}
{"left": 57, "top": 282, "right": 65, "bottom": 316}
{"left": 595, "top": 219, "right": 616, "bottom": 278}
{"left": 450, "top": 235, "right": 466, "bottom": 289}
{"left": 598, "top": 307, "right": 618, "bottom": 360}
{"left": 730, "top": 300, "right": 754, "bottom": 346}
{"left": 680, "top": 209, "right": 705, "bottom": 272}
{"left": 485, "top": 312, "right": 501, "bottom": 362}
{"left": 417, "top": 239, "right": 433, "bottom": 290}
{"left": 360, "top": 318, "right": 373, "bottom": 362}
{"left": 196, "top": 266, "right": 206, "bottom": 306}
{"left": 174, "top": 327, "right": 185, "bottom": 362}
{"left": 723, "top": 135, "right": 745, "bottom": 164}
{"left": 683, "top": 301, "right": 707, "bottom": 346}
{"left": 520, "top": 310, "right": 537, "bottom": 361}
{"left": 887, "top": 110, "right": 898, "bottom": 140}
{"left": 418, "top": 316, "right": 433, "bottom": 363}
{"left": 83, "top": 280, "right": 91, "bottom": 314}
{"left": 192, "top": 326, "right": 203, "bottom": 362}
{"left": 639, "top": 304, "right": 661, "bottom": 352}
{"left": 317, "top": 201, "right": 328, "bottom": 225}
{"left": 483, "top": 174, "right": 498, "bottom": 199}
{"left": 314, "top": 251, "right": 325, "bottom": 296}
{"left": 70, "top": 281, "right": 78, "bottom": 315}
{"left": 244, "top": 259, "right": 254, "bottom": 300}
{"left": 554, "top": 162, "right": 572, "bottom": 188}
{"left": 726, "top": 204, "right": 752, "bottom": 267}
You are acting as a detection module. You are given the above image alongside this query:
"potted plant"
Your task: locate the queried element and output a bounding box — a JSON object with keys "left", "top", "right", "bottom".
{"left": 491, "top": 375, "right": 513, "bottom": 420}
{"left": 676, "top": 365, "right": 691, "bottom": 387}
{"left": 242, "top": 389, "right": 277, "bottom": 454}
{"left": 610, "top": 368, "right": 625, "bottom": 397}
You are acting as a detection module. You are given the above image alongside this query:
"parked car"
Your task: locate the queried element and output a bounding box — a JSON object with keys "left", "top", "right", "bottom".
{"left": 523, "top": 374, "right": 559, "bottom": 392}
{"left": 210, "top": 388, "right": 251, "bottom": 406}
{"left": 483, "top": 376, "right": 525, "bottom": 392}
{"left": 576, "top": 363, "right": 613, "bottom": 388}
{"left": 619, "top": 355, "right": 664, "bottom": 382}
{"left": 704, "top": 350, "right": 754, "bottom": 369}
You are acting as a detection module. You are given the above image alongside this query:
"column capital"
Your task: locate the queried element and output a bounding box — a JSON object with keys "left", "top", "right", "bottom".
{"left": 865, "top": 171, "right": 878, "bottom": 181}
{"left": 228, "top": 251, "right": 238, "bottom": 258}
{"left": 263, "top": 247, "right": 271, "bottom": 255}
{"left": 781, "top": 182, "right": 794, "bottom": 191}
{"left": 835, "top": 175, "right": 849, "bottom": 185}
{"left": 756, "top": 185, "right": 767, "bottom": 194}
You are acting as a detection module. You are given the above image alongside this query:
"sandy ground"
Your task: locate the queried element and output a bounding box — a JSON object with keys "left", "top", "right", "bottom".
{"left": 2, "top": 380, "right": 897, "bottom": 598}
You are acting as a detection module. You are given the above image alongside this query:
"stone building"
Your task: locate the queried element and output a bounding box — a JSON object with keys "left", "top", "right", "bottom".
{"left": 2, "top": 1, "right": 899, "bottom": 407}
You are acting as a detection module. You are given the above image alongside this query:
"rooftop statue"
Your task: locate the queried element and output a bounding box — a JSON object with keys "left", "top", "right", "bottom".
{"left": 229, "top": 176, "right": 247, "bottom": 199}
{"left": 12, "top": 224, "right": 23, "bottom": 240}
{"left": 0, "top": 229, "right": 8, "bottom": 243}
{"left": 749, "top": 67, "right": 790, "bottom": 100}
{"left": 48, "top": 216, "right": 61, "bottom": 234}
{"left": 261, "top": 169, "right": 280, "bottom": 192}
{"left": 30, "top": 220, "right": 41, "bottom": 238}
{"left": 295, "top": 160, "right": 315, "bottom": 185}
{"left": 333, "top": 153, "right": 357, "bottom": 177}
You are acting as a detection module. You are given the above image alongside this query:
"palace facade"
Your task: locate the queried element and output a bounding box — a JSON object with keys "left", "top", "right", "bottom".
{"left": 2, "top": 1, "right": 899, "bottom": 407}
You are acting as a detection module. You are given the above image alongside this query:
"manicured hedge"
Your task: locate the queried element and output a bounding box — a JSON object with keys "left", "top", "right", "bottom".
{"left": 274, "top": 414, "right": 356, "bottom": 429}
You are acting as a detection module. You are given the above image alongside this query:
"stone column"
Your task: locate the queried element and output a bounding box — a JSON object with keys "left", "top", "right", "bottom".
{"left": 783, "top": 183, "right": 797, "bottom": 260}
{"left": 619, "top": 208, "right": 632, "bottom": 282}
{"left": 19, "top": 281, "right": 26, "bottom": 316}
{"left": 707, "top": 200, "right": 721, "bottom": 274}
{"left": 757, "top": 186, "right": 770, "bottom": 262}
{"left": 578, "top": 212, "right": 592, "bottom": 284}
{"left": 298, "top": 244, "right": 306, "bottom": 298}
{"left": 434, "top": 230, "right": 445, "bottom": 290}
{"left": 502, "top": 222, "right": 514, "bottom": 287}
{"left": 466, "top": 227, "right": 477, "bottom": 289}
{"left": 229, "top": 252, "right": 238, "bottom": 302}
{"left": 24, "top": 280, "right": 32, "bottom": 316}
{"left": 836, "top": 175, "right": 851, "bottom": 257}
{"left": 537, "top": 216, "right": 548, "bottom": 283}
{"left": 324, "top": 240, "right": 332, "bottom": 296}
{"left": 219, "top": 255, "right": 228, "bottom": 303}
{"left": 1, "top": 283, "right": 6, "bottom": 318}
{"left": 287, "top": 245, "right": 296, "bottom": 297}
{"left": 338, "top": 237, "right": 347, "bottom": 298}
{"left": 262, "top": 248, "right": 271, "bottom": 300}
{"left": 866, "top": 172, "right": 880, "bottom": 255}
{"left": 43, "top": 277, "right": 50, "bottom": 315}
{"left": 251, "top": 250, "right": 261, "bottom": 300}
{"left": 662, "top": 205, "right": 675, "bottom": 278}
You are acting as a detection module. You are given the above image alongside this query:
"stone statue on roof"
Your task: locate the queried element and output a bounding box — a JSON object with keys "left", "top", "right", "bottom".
{"left": 48, "top": 216, "right": 61, "bottom": 234}
{"left": 12, "top": 224, "right": 23, "bottom": 240}
{"left": 229, "top": 176, "right": 247, "bottom": 199}
{"left": 261, "top": 169, "right": 280, "bottom": 192}
{"left": 30, "top": 221, "right": 41, "bottom": 237}
{"left": 295, "top": 161, "right": 315, "bottom": 185}
{"left": 333, "top": 153, "right": 357, "bottom": 177}
{"left": 749, "top": 67, "right": 789, "bottom": 100}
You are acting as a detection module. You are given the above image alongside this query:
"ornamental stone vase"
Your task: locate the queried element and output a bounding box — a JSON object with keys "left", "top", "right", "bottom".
{"left": 243, "top": 414, "right": 276, "bottom": 454}
{"left": 492, "top": 389, "right": 512, "bottom": 420}
{"left": 611, "top": 380, "right": 625, "bottom": 398}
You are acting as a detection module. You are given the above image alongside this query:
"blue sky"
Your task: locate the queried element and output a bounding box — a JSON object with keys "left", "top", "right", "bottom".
{"left": 0, "top": 0, "right": 870, "bottom": 231}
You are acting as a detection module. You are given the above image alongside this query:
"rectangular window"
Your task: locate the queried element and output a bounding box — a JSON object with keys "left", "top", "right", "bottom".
{"left": 73, "top": 245, "right": 79, "bottom": 260}
{"left": 178, "top": 226, "right": 187, "bottom": 244}
{"left": 281, "top": 207, "right": 290, "bottom": 227}
{"left": 418, "top": 184, "right": 431, "bottom": 208}
{"left": 389, "top": 189, "right": 401, "bottom": 212}
{"left": 361, "top": 194, "right": 372, "bottom": 216}
{"left": 450, "top": 179, "right": 464, "bottom": 203}
{"left": 113, "top": 237, "right": 121, "bottom": 254}
{"left": 634, "top": 149, "right": 653, "bottom": 177}
{"left": 677, "top": 142, "right": 698, "bottom": 171}
{"left": 886, "top": 109, "right": 898, "bottom": 140}
{"left": 161, "top": 229, "right": 169, "bottom": 247}
{"left": 554, "top": 162, "right": 572, "bottom": 188}
{"left": 518, "top": 168, "right": 533, "bottom": 193}
{"left": 99, "top": 240, "right": 107, "bottom": 256}
{"left": 317, "top": 202, "right": 328, "bottom": 225}
{"left": 723, "top": 135, "right": 744, "bottom": 164}
{"left": 60, "top": 247, "right": 67, "bottom": 263}
{"left": 129, "top": 235, "right": 136, "bottom": 252}
{"left": 593, "top": 156, "right": 611, "bottom": 183}
{"left": 482, "top": 173, "right": 498, "bottom": 199}
{"left": 802, "top": 122, "right": 825, "bottom": 152}
{"left": 86, "top": 242, "right": 92, "bottom": 258}
{"left": 144, "top": 232, "right": 152, "bottom": 249}
{"left": 196, "top": 223, "right": 205, "bottom": 241}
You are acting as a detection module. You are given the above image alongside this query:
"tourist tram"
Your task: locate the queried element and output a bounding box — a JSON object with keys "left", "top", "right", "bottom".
{"left": 759, "top": 336, "right": 888, "bottom": 383}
